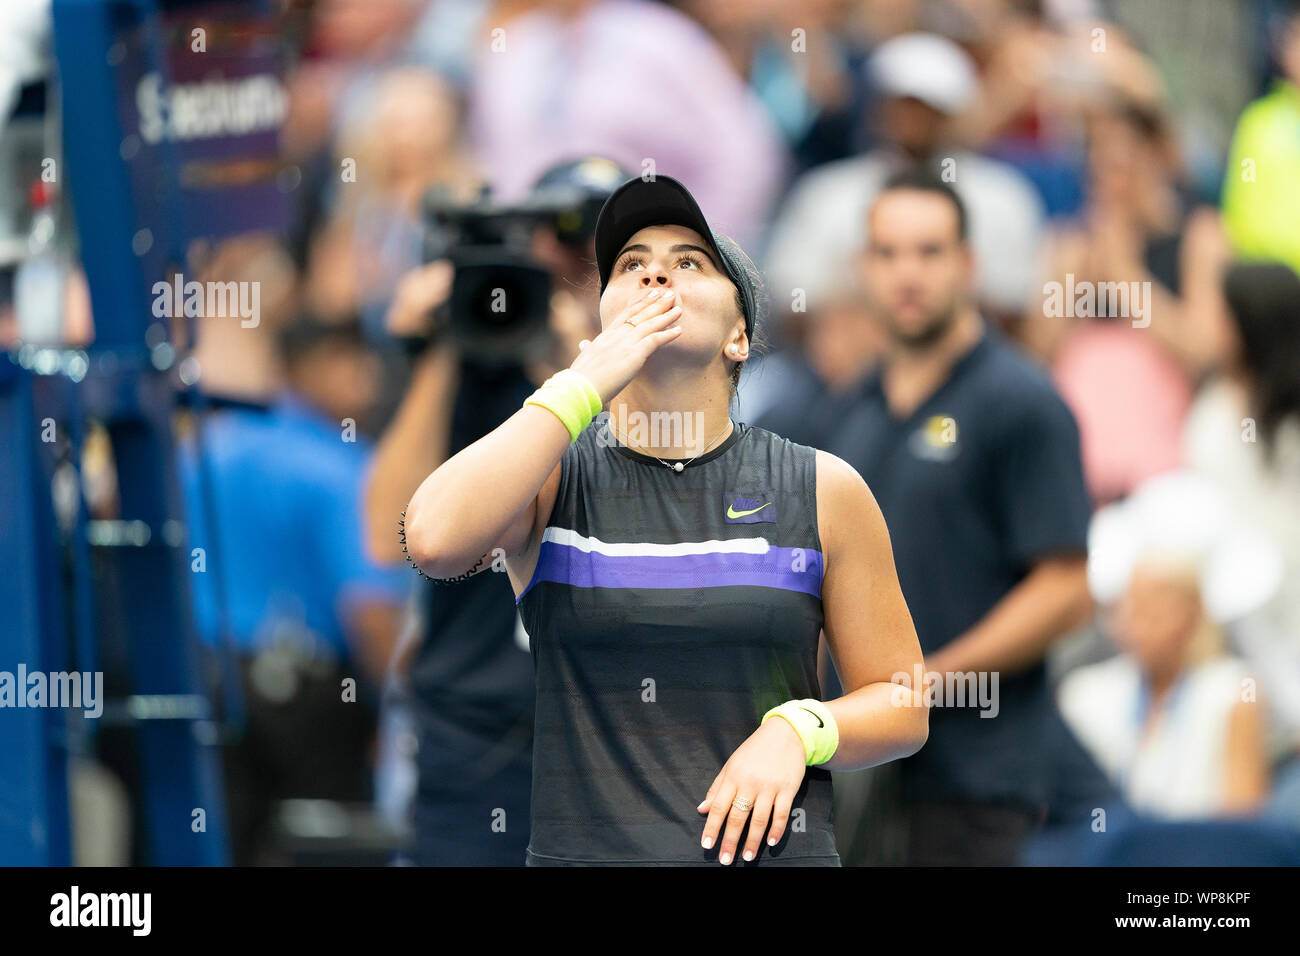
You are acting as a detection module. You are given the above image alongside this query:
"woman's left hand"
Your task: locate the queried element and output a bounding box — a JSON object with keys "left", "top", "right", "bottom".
{"left": 697, "top": 717, "right": 808, "bottom": 864}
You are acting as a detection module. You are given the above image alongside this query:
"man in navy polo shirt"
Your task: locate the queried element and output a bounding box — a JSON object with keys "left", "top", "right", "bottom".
{"left": 824, "top": 167, "right": 1094, "bottom": 865}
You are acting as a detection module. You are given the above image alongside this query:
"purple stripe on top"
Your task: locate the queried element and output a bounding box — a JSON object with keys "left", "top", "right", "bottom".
{"left": 526, "top": 542, "right": 823, "bottom": 598}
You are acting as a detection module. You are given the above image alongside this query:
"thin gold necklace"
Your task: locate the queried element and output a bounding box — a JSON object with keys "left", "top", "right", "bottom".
{"left": 605, "top": 417, "right": 734, "bottom": 473}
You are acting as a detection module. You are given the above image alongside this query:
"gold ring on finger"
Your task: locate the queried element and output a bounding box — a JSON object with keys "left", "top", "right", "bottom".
{"left": 624, "top": 318, "right": 637, "bottom": 327}
{"left": 732, "top": 796, "right": 753, "bottom": 812}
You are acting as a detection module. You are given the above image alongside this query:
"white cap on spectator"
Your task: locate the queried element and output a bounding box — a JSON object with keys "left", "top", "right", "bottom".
{"left": 1087, "top": 470, "right": 1284, "bottom": 623}
{"left": 869, "top": 32, "right": 978, "bottom": 115}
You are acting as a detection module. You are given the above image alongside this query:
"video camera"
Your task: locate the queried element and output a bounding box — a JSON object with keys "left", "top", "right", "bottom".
{"left": 422, "top": 181, "right": 608, "bottom": 367}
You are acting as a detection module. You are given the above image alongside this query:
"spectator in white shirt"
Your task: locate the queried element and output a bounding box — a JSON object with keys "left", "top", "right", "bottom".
{"left": 762, "top": 32, "right": 1047, "bottom": 322}
{"left": 1058, "top": 471, "right": 1281, "bottom": 820}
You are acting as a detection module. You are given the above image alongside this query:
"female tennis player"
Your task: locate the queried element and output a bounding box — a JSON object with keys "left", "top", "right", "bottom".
{"left": 402, "top": 175, "right": 928, "bottom": 866}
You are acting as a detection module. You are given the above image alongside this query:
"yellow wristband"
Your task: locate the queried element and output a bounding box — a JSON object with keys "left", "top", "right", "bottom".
{"left": 523, "top": 368, "right": 603, "bottom": 442}
{"left": 761, "top": 699, "right": 839, "bottom": 766}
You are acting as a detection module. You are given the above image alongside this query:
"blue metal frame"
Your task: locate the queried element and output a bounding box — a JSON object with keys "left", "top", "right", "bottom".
{"left": 0, "top": 360, "right": 72, "bottom": 866}
{"left": 2, "top": 0, "right": 246, "bottom": 865}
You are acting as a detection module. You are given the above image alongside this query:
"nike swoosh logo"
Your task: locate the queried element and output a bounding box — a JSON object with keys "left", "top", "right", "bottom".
{"left": 798, "top": 706, "right": 824, "bottom": 728}
{"left": 726, "top": 501, "right": 772, "bottom": 519}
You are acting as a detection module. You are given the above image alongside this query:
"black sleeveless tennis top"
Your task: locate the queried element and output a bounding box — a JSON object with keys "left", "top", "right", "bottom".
{"left": 517, "top": 414, "right": 840, "bottom": 865}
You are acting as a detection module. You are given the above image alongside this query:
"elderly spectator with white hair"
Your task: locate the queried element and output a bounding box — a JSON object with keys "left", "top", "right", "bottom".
{"left": 1057, "top": 471, "right": 1281, "bottom": 820}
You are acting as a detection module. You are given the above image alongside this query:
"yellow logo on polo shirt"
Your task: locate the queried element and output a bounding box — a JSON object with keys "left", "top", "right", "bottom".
{"left": 910, "top": 415, "right": 959, "bottom": 461}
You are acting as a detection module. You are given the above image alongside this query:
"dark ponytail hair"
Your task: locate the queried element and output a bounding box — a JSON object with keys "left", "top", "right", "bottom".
{"left": 716, "top": 233, "right": 768, "bottom": 398}
{"left": 1222, "top": 261, "right": 1300, "bottom": 460}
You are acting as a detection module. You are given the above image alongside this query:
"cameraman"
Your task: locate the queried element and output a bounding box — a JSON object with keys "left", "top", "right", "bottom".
{"left": 363, "top": 158, "right": 625, "bottom": 865}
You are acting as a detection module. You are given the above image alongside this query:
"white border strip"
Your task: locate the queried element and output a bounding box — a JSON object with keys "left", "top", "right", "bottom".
{"left": 541, "top": 527, "right": 770, "bottom": 557}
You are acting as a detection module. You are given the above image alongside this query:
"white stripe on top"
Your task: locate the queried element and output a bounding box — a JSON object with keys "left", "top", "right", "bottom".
{"left": 541, "top": 527, "right": 771, "bottom": 557}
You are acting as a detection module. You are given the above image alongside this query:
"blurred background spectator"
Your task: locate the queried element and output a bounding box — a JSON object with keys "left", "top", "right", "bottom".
{"left": 454, "top": 0, "right": 786, "bottom": 249}
{"left": 1060, "top": 471, "right": 1279, "bottom": 819}
{"left": 1022, "top": 80, "right": 1223, "bottom": 505}
{"left": 1183, "top": 261, "right": 1300, "bottom": 828}
{"left": 1221, "top": 1, "right": 1300, "bottom": 276}
{"left": 763, "top": 31, "right": 1047, "bottom": 326}
{"left": 820, "top": 169, "right": 1094, "bottom": 865}
{"left": 317, "top": 68, "right": 480, "bottom": 339}
{"left": 679, "top": 0, "right": 875, "bottom": 175}
{"left": 747, "top": 29, "right": 1047, "bottom": 436}
{"left": 173, "top": 239, "right": 409, "bottom": 863}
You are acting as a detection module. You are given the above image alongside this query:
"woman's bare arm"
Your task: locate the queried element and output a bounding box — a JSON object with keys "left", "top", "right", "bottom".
{"left": 697, "top": 449, "right": 930, "bottom": 863}
{"left": 1221, "top": 694, "right": 1270, "bottom": 815}
{"left": 402, "top": 406, "right": 571, "bottom": 579}
{"left": 402, "top": 286, "right": 685, "bottom": 581}
{"left": 364, "top": 346, "right": 460, "bottom": 564}
{"left": 815, "top": 450, "right": 930, "bottom": 770}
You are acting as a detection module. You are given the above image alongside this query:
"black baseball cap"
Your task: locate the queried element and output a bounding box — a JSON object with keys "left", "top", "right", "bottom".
{"left": 593, "top": 175, "right": 762, "bottom": 341}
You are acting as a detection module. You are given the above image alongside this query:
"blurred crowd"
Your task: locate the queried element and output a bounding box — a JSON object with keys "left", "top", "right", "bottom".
{"left": 8, "top": 0, "right": 1300, "bottom": 864}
